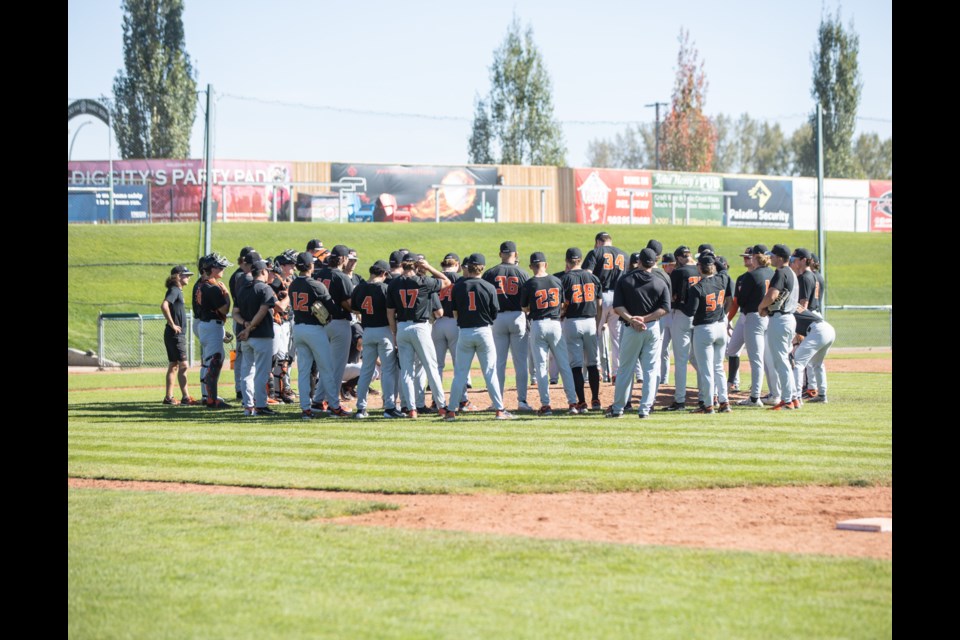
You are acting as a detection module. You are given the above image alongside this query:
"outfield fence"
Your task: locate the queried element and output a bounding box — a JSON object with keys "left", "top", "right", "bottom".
{"left": 98, "top": 312, "right": 196, "bottom": 368}
{"left": 823, "top": 305, "right": 892, "bottom": 349}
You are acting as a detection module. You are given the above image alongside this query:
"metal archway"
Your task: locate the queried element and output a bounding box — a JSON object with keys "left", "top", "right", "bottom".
{"left": 68, "top": 99, "right": 114, "bottom": 222}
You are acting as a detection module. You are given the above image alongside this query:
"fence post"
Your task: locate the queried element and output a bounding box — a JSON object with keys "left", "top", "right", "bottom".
{"left": 98, "top": 313, "right": 104, "bottom": 369}
{"left": 139, "top": 314, "right": 145, "bottom": 367}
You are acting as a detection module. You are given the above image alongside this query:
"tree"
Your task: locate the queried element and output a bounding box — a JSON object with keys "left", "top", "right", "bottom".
{"left": 853, "top": 133, "right": 892, "bottom": 179}
{"left": 584, "top": 124, "right": 652, "bottom": 169}
{"left": 469, "top": 15, "right": 566, "bottom": 166}
{"left": 111, "top": 0, "right": 197, "bottom": 159}
{"left": 796, "top": 8, "right": 862, "bottom": 178}
{"left": 467, "top": 94, "right": 494, "bottom": 164}
{"left": 659, "top": 29, "right": 717, "bottom": 172}
{"left": 710, "top": 113, "right": 737, "bottom": 173}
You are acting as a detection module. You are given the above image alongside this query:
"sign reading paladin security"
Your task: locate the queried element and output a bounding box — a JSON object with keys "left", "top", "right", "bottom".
{"left": 724, "top": 177, "right": 794, "bottom": 229}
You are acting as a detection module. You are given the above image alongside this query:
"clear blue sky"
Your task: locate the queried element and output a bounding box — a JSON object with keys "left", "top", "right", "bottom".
{"left": 68, "top": 0, "right": 892, "bottom": 167}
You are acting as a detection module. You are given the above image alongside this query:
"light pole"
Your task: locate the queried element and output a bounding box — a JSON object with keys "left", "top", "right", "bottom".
{"left": 644, "top": 102, "right": 667, "bottom": 169}
{"left": 69, "top": 120, "right": 92, "bottom": 161}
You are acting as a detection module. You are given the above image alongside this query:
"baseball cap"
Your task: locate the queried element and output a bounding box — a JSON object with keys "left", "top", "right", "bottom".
{"left": 792, "top": 247, "right": 812, "bottom": 260}
{"left": 389, "top": 250, "right": 407, "bottom": 267}
{"left": 646, "top": 239, "right": 663, "bottom": 255}
{"left": 241, "top": 250, "right": 262, "bottom": 265}
{"left": 674, "top": 245, "right": 691, "bottom": 257}
{"left": 401, "top": 252, "right": 424, "bottom": 263}
{"left": 250, "top": 259, "right": 268, "bottom": 274}
{"left": 238, "top": 246, "right": 256, "bottom": 261}
{"left": 661, "top": 252, "right": 676, "bottom": 265}
{"left": 810, "top": 253, "right": 819, "bottom": 262}
{"left": 639, "top": 248, "right": 658, "bottom": 267}
{"left": 697, "top": 243, "right": 714, "bottom": 255}
{"left": 595, "top": 231, "right": 611, "bottom": 242}
{"left": 295, "top": 252, "right": 314, "bottom": 271}
{"left": 171, "top": 265, "right": 194, "bottom": 276}
{"left": 370, "top": 259, "right": 390, "bottom": 275}
{"left": 739, "top": 245, "right": 755, "bottom": 257}
{"left": 347, "top": 248, "right": 358, "bottom": 260}
{"left": 697, "top": 253, "right": 716, "bottom": 267}
{"left": 275, "top": 251, "right": 296, "bottom": 266}
{"left": 443, "top": 252, "right": 460, "bottom": 263}
{"left": 766, "top": 244, "right": 791, "bottom": 259}
{"left": 565, "top": 247, "right": 583, "bottom": 261}
{"left": 629, "top": 252, "right": 643, "bottom": 265}
{"left": 529, "top": 251, "right": 547, "bottom": 265}
{"left": 500, "top": 240, "right": 517, "bottom": 253}
{"left": 330, "top": 245, "right": 350, "bottom": 258}
{"left": 752, "top": 244, "right": 769, "bottom": 256}
{"left": 306, "top": 239, "right": 324, "bottom": 252}
{"left": 716, "top": 256, "right": 729, "bottom": 272}
{"left": 464, "top": 252, "right": 486, "bottom": 266}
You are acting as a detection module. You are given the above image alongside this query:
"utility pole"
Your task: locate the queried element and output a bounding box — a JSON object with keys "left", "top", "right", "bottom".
{"left": 644, "top": 101, "right": 667, "bottom": 170}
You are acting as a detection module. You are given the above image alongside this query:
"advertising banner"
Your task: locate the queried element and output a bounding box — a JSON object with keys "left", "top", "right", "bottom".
{"left": 869, "top": 180, "right": 892, "bottom": 232}
{"left": 574, "top": 169, "right": 652, "bottom": 224}
{"left": 67, "top": 185, "right": 149, "bottom": 223}
{"left": 330, "top": 164, "right": 498, "bottom": 222}
{"left": 67, "top": 159, "right": 293, "bottom": 221}
{"left": 723, "top": 177, "right": 794, "bottom": 229}
{"left": 651, "top": 172, "right": 725, "bottom": 225}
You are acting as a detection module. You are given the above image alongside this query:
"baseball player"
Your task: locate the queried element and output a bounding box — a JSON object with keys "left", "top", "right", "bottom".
{"left": 350, "top": 260, "right": 404, "bottom": 418}
{"left": 228, "top": 246, "right": 257, "bottom": 400}
{"left": 386, "top": 252, "right": 451, "bottom": 418}
{"left": 161, "top": 265, "right": 199, "bottom": 405}
{"left": 190, "top": 257, "right": 206, "bottom": 401}
{"left": 581, "top": 231, "right": 628, "bottom": 382}
{"left": 724, "top": 247, "right": 755, "bottom": 394}
{"left": 643, "top": 239, "right": 671, "bottom": 385}
{"left": 262, "top": 258, "right": 288, "bottom": 406}
{"left": 432, "top": 253, "right": 476, "bottom": 410}
{"left": 196, "top": 252, "right": 233, "bottom": 409}
{"left": 732, "top": 245, "right": 775, "bottom": 407}
{"left": 288, "top": 252, "right": 340, "bottom": 419}
{"left": 790, "top": 247, "right": 820, "bottom": 400}
{"left": 658, "top": 252, "right": 677, "bottom": 386}
{"left": 482, "top": 240, "right": 533, "bottom": 412}
{"left": 560, "top": 247, "right": 603, "bottom": 412}
{"left": 271, "top": 250, "right": 299, "bottom": 404}
{"left": 803, "top": 252, "right": 827, "bottom": 398}
{"left": 791, "top": 308, "right": 835, "bottom": 405}
{"left": 234, "top": 259, "right": 279, "bottom": 416}
{"left": 664, "top": 245, "right": 700, "bottom": 411}
{"left": 520, "top": 251, "right": 580, "bottom": 416}
{"left": 444, "top": 253, "right": 516, "bottom": 421}
{"left": 313, "top": 245, "right": 356, "bottom": 415}
{"left": 604, "top": 248, "right": 671, "bottom": 419}
{"left": 686, "top": 253, "right": 734, "bottom": 413}
{"left": 758, "top": 244, "right": 799, "bottom": 410}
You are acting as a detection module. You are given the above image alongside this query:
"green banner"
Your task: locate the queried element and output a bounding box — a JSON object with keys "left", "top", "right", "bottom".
{"left": 651, "top": 171, "right": 725, "bottom": 226}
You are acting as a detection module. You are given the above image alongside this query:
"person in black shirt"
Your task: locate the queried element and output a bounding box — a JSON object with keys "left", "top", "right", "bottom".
{"left": 161, "top": 265, "right": 199, "bottom": 405}
{"left": 759, "top": 244, "right": 799, "bottom": 410}
{"left": 581, "top": 231, "right": 628, "bottom": 382}
{"left": 228, "top": 247, "right": 258, "bottom": 400}
{"left": 235, "top": 259, "right": 279, "bottom": 416}
{"left": 314, "top": 245, "right": 357, "bottom": 413}
{"left": 560, "top": 247, "right": 603, "bottom": 412}
{"left": 665, "top": 245, "right": 700, "bottom": 411}
{"left": 197, "top": 252, "right": 233, "bottom": 409}
{"left": 686, "top": 254, "right": 733, "bottom": 414}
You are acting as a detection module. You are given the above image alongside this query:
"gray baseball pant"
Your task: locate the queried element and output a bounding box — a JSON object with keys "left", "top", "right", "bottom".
{"left": 240, "top": 336, "right": 273, "bottom": 409}
{"left": 742, "top": 312, "right": 768, "bottom": 399}
{"left": 530, "top": 318, "right": 578, "bottom": 407}
{"left": 492, "top": 310, "right": 529, "bottom": 403}
{"left": 397, "top": 320, "right": 446, "bottom": 410}
{"left": 449, "top": 326, "right": 504, "bottom": 412}
{"left": 693, "top": 322, "right": 729, "bottom": 406}
{"left": 793, "top": 321, "right": 835, "bottom": 398}
{"left": 293, "top": 323, "right": 333, "bottom": 412}
{"left": 611, "top": 322, "right": 661, "bottom": 415}
{"left": 355, "top": 325, "right": 398, "bottom": 412}
{"left": 766, "top": 313, "right": 797, "bottom": 403}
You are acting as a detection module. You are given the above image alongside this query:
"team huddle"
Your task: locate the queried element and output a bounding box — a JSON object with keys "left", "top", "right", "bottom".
{"left": 160, "top": 231, "right": 835, "bottom": 420}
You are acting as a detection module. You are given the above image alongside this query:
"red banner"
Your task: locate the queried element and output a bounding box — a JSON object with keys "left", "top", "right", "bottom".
{"left": 67, "top": 159, "right": 293, "bottom": 222}
{"left": 869, "top": 180, "right": 892, "bottom": 232}
{"left": 574, "top": 169, "right": 653, "bottom": 224}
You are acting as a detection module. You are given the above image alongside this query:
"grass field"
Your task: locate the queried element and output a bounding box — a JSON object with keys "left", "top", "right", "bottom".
{"left": 68, "top": 222, "right": 892, "bottom": 351}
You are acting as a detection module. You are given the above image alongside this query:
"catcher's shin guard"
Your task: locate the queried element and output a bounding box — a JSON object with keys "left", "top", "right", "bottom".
{"left": 205, "top": 352, "right": 224, "bottom": 402}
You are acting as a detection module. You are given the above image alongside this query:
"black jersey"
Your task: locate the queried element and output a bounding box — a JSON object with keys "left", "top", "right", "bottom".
{"left": 671, "top": 263, "right": 701, "bottom": 316}
{"left": 452, "top": 277, "right": 500, "bottom": 328}
{"left": 652, "top": 267, "right": 672, "bottom": 297}
{"left": 520, "top": 274, "right": 564, "bottom": 321}
{"left": 164, "top": 286, "right": 186, "bottom": 333}
{"left": 812, "top": 270, "right": 825, "bottom": 312}
{"left": 228, "top": 267, "right": 246, "bottom": 301}
{"left": 387, "top": 274, "right": 443, "bottom": 323}
{"left": 560, "top": 269, "right": 601, "bottom": 319}
{"left": 582, "top": 245, "right": 628, "bottom": 292}
{"left": 236, "top": 278, "right": 277, "bottom": 338}
{"left": 738, "top": 266, "right": 773, "bottom": 313}
{"left": 794, "top": 308, "right": 823, "bottom": 336}
{"left": 612, "top": 269, "right": 671, "bottom": 319}
{"left": 482, "top": 263, "right": 529, "bottom": 312}
{"left": 347, "top": 272, "right": 364, "bottom": 288}
{"left": 733, "top": 271, "right": 749, "bottom": 302}
{"left": 196, "top": 277, "right": 230, "bottom": 321}
{"left": 436, "top": 271, "right": 460, "bottom": 318}
{"left": 797, "top": 270, "right": 818, "bottom": 308}
{"left": 768, "top": 266, "right": 798, "bottom": 314}
{"left": 288, "top": 275, "right": 336, "bottom": 326}
{"left": 351, "top": 280, "right": 391, "bottom": 328}
{"left": 190, "top": 279, "right": 202, "bottom": 320}
{"left": 686, "top": 273, "right": 731, "bottom": 326}
{"left": 314, "top": 267, "right": 354, "bottom": 320}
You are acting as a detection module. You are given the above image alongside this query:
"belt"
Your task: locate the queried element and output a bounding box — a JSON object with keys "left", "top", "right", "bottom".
{"left": 202, "top": 319, "right": 222, "bottom": 325}
{"left": 532, "top": 317, "right": 559, "bottom": 322}
{"left": 400, "top": 319, "right": 428, "bottom": 324}
{"left": 770, "top": 310, "right": 788, "bottom": 316}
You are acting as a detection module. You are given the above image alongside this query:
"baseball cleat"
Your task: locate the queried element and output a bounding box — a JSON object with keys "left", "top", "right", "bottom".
{"left": 662, "top": 402, "right": 685, "bottom": 412}
{"left": 354, "top": 409, "right": 369, "bottom": 419}
{"left": 207, "top": 400, "right": 232, "bottom": 409}
{"left": 266, "top": 397, "right": 281, "bottom": 405}
{"left": 458, "top": 400, "right": 479, "bottom": 412}
{"left": 437, "top": 406, "right": 450, "bottom": 418}
{"left": 383, "top": 408, "right": 406, "bottom": 418}
{"left": 300, "top": 409, "right": 316, "bottom": 420}
{"left": 443, "top": 410, "right": 457, "bottom": 422}
{"left": 737, "top": 397, "right": 763, "bottom": 407}
{"left": 768, "top": 401, "right": 793, "bottom": 411}
{"left": 806, "top": 395, "right": 828, "bottom": 403}
{"left": 407, "top": 410, "right": 419, "bottom": 419}
{"left": 591, "top": 400, "right": 603, "bottom": 412}
{"left": 162, "top": 397, "right": 179, "bottom": 405}
{"left": 495, "top": 409, "right": 517, "bottom": 420}
{"left": 538, "top": 405, "right": 553, "bottom": 416}
{"left": 637, "top": 412, "right": 649, "bottom": 419}
{"left": 790, "top": 398, "right": 803, "bottom": 409}
{"left": 517, "top": 400, "right": 534, "bottom": 412}
{"left": 760, "top": 395, "right": 780, "bottom": 406}
{"left": 690, "top": 404, "right": 715, "bottom": 414}
{"left": 718, "top": 402, "right": 732, "bottom": 413}
{"left": 328, "top": 406, "right": 350, "bottom": 418}
{"left": 419, "top": 405, "right": 438, "bottom": 415}
{"left": 550, "top": 379, "right": 559, "bottom": 385}
{"left": 244, "top": 407, "right": 258, "bottom": 417}
{"left": 255, "top": 406, "right": 279, "bottom": 416}
{"left": 180, "top": 396, "right": 202, "bottom": 406}
{"left": 567, "top": 403, "right": 581, "bottom": 415}
{"left": 803, "top": 389, "right": 818, "bottom": 399}
{"left": 576, "top": 402, "right": 589, "bottom": 413}
{"left": 604, "top": 407, "right": 623, "bottom": 418}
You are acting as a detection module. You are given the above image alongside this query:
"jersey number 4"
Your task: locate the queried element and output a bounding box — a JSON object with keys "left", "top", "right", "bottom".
{"left": 360, "top": 295, "right": 374, "bottom": 315}
{"left": 705, "top": 290, "right": 726, "bottom": 312}
{"left": 494, "top": 275, "right": 520, "bottom": 295}
{"left": 535, "top": 288, "right": 560, "bottom": 309}
{"left": 398, "top": 289, "right": 419, "bottom": 309}
{"left": 569, "top": 283, "right": 596, "bottom": 303}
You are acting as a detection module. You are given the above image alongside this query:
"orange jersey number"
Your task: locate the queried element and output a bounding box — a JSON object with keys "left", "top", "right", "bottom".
{"left": 398, "top": 289, "right": 419, "bottom": 309}
{"left": 534, "top": 287, "right": 561, "bottom": 310}
{"left": 705, "top": 290, "right": 726, "bottom": 312}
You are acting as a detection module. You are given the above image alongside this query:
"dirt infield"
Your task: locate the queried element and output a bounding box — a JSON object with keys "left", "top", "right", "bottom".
{"left": 68, "top": 479, "right": 892, "bottom": 559}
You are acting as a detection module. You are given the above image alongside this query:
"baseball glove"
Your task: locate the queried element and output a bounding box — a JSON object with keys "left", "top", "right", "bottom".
{"left": 223, "top": 331, "right": 234, "bottom": 344}
{"left": 767, "top": 287, "right": 789, "bottom": 313}
{"left": 311, "top": 300, "right": 332, "bottom": 326}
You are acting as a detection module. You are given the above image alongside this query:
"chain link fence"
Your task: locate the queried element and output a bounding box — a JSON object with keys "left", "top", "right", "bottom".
{"left": 98, "top": 312, "right": 197, "bottom": 367}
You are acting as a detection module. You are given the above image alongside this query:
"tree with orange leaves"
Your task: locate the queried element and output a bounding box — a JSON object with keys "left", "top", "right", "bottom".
{"left": 659, "top": 29, "right": 716, "bottom": 172}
